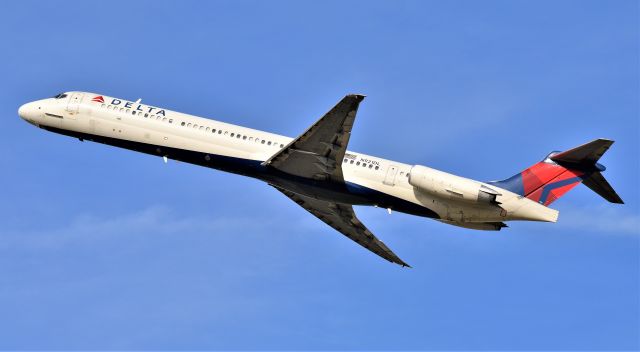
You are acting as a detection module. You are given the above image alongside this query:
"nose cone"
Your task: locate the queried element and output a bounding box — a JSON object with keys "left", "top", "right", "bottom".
{"left": 18, "top": 104, "right": 27, "bottom": 119}
{"left": 18, "top": 102, "right": 39, "bottom": 122}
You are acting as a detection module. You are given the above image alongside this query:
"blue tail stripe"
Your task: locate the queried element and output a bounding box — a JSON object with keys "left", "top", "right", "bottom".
{"left": 489, "top": 174, "right": 525, "bottom": 196}
{"left": 538, "top": 176, "right": 583, "bottom": 204}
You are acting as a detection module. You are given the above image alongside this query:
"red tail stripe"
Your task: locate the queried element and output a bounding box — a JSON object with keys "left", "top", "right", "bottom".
{"left": 522, "top": 162, "right": 566, "bottom": 196}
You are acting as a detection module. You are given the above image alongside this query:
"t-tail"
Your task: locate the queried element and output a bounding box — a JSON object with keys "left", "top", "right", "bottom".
{"left": 490, "top": 139, "right": 623, "bottom": 206}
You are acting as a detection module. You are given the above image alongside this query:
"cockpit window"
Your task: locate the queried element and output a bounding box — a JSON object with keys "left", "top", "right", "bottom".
{"left": 53, "top": 93, "right": 68, "bottom": 99}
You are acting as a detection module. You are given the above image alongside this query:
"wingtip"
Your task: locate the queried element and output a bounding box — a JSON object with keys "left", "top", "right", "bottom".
{"left": 347, "top": 94, "right": 366, "bottom": 101}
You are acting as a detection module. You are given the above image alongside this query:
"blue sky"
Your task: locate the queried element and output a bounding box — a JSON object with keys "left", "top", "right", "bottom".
{"left": 1, "top": 0, "right": 638, "bottom": 349}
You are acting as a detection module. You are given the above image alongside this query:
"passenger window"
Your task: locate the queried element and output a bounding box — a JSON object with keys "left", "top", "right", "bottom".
{"left": 267, "top": 141, "right": 272, "bottom": 145}
{"left": 369, "top": 164, "right": 373, "bottom": 168}
{"left": 187, "top": 123, "right": 192, "bottom": 127}
{"left": 261, "top": 140, "right": 265, "bottom": 144}
{"left": 224, "top": 131, "right": 229, "bottom": 135}
{"left": 206, "top": 127, "right": 210, "bottom": 132}
{"left": 230, "top": 133, "right": 235, "bottom": 137}
{"left": 343, "top": 159, "right": 348, "bottom": 163}
{"left": 120, "top": 108, "right": 124, "bottom": 112}
{"left": 218, "top": 130, "right": 222, "bottom": 134}
{"left": 181, "top": 122, "right": 185, "bottom": 126}
{"left": 101, "top": 104, "right": 105, "bottom": 108}
{"left": 132, "top": 110, "right": 136, "bottom": 115}
{"left": 163, "top": 118, "right": 167, "bottom": 122}
{"left": 356, "top": 162, "right": 360, "bottom": 166}
{"left": 200, "top": 126, "right": 204, "bottom": 130}
{"left": 243, "top": 136, "right": 247, "bottom": 140}
{"left": 350, "top": 160, "right": 354, "bottom": 164}
{"left": 194, "top": 124, "right": 199, "bottom": 129}
{"left": 249, "top": 137, "right": 253, "bottom": 141}
{"left": 169, "top": 119, "right": 173, "bottom": 124}
{"left": 212, "top": 129, "right": 216, "bottom": 133}
{"left": 375, "top": 166, "right": 379, "bottom": 170}
{"left": 237, "top": 134, "right": 241, "bottom": 139}
{"left": 107, "top": 105, "right": 112, "bottom": 110}
{"left": 144, "top": 113, "right": 149, "bottom": 117}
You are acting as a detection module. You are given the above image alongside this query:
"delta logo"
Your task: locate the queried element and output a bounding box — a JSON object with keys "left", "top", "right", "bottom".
{"left": 91, "top": 95, "right": 167, "bottom": 116}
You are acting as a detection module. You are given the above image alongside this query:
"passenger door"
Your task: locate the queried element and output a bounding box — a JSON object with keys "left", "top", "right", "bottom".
{"left": 66, "top": 92, "right": 84, "bottom": 118}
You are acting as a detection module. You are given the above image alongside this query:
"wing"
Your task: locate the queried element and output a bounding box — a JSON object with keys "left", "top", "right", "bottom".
{"left": 262, "top": 94, "right": 365, "bottom": 182}
{"left": 273, "top": 186, "right": 410, "bottom": 267}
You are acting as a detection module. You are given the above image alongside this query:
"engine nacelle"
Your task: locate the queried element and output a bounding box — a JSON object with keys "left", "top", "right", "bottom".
{"left": 408, "top": 165, "right": 501, "bottom": 205}
{"left": 438, "top": 220, "right": 507, "bottom": 231}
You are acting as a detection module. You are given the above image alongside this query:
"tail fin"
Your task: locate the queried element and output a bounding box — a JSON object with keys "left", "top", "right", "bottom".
{"left": 490, "top": 139, "right": 623, "bottom": 206}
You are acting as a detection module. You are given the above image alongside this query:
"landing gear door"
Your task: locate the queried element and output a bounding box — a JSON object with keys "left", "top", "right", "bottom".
{"left": 383, "top": 165, "right": 399, "bottom": 186}
{"left": 66, "top": 92, "right": 84, "bottom": 118}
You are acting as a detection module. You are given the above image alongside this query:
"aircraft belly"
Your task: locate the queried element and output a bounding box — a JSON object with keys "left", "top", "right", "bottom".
{"left": 264, "top": 178, "right": 372, "bottom": 205}
{"left": 265, "top": 178, "right": 439, "bottom": 218}
{"left": 39, "top": 124, "right": 439, "bottom": 219}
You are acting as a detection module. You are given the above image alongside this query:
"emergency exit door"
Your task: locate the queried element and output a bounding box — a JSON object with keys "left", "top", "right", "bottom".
{"left": 383, "top": 165, "right": 398, "bottom": 186}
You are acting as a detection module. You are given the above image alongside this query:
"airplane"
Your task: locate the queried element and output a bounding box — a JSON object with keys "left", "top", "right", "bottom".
{"left": 18, "top": 92, "right": 623, "bottom": 267}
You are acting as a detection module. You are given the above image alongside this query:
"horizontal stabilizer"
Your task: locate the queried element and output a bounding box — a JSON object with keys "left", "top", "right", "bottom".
{"left": 550, "top": 138, "right": 613, "bottom": 170}
{"left": 549, "top": 138, "right": 623, "bottom": 204}
{"left": 582, "top": 172, "right": 624, "bottom": 204}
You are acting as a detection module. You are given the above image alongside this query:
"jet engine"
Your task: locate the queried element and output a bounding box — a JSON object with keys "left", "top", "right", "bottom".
{"left": 408, "top": 165, "right": 501, "bottom": 205}
{"left": 438, "top": 220, "right": 508, "bottom": 231}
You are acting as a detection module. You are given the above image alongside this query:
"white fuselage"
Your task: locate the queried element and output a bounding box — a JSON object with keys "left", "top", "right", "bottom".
{"left": 18, "top": 92, "right": 558, "bottom": 227}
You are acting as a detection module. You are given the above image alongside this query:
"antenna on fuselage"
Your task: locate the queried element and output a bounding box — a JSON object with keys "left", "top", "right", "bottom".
{"left": 135, "top": 98, "right": 142, "bottom": 104}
